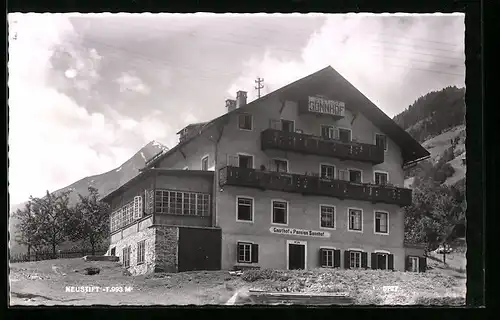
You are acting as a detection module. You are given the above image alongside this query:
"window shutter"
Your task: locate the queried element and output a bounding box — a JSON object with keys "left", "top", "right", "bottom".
{"left": 419, "top": 257, "right": 427, "bottom": 272}
{"left": 388, "top": 254, "right": 394, "bottom": 271}
{"left": 334, "top": 250, "right": 341, "bottom": 268}
{"left": 371, "top": 253, "right": 378, "bottom": 269}
{"left": 361, "top": 252, "right": 368, "bottom": 269}
{"left": 334, "top": 128, "right": 340, "bottom": 140}
{"left": 251, "top": 244, "right": 259, "bottom": 263}
{"left": 236, "top": 242, "right": 242, "bottom": 263}
{"left": 343, "top": 250, "right": 350, "bottom": 269}
{"left": 405, "top": 256, "right": 410, "bottom": 271}
{"left": 319, "top": 249, "right": 325, "bottom": 267}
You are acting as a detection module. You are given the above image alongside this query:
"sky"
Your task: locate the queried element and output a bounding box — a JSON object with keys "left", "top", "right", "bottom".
{"left": 7, "top": 13, "right": 465, "bottom": 205}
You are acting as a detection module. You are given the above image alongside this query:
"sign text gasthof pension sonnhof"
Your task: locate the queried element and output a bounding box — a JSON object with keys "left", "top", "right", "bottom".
{"left": 269, "top": 227, "right": 331, "bottom": 238}
{"left": 307, "top": 96, "right": 345, "bottom": 117}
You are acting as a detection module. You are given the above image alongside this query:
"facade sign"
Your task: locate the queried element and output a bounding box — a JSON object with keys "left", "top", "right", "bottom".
{"left": 307, "top": 96, "right": 345, "bottom": 117}
{"left": 269, "top": 226, "right": 331, "bottom": 238}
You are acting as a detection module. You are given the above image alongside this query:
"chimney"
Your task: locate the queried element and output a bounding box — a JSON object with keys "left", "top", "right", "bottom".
{"left": 236, "top": 91, "right": 247, "bottom": 108}
{"left": 225, "top": 99, "right": 237, "bottom": 113}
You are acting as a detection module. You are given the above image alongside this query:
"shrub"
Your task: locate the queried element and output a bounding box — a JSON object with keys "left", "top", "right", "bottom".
{"left": 241, "top": 269, "right": 281, "bottom": 282}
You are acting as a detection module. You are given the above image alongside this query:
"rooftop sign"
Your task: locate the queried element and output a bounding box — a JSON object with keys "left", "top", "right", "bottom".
{"left": 269, "top": 226, "right": 331, "bottom": 238}
{"left": 306, "top": 96, "right": 345, "bottom": 117}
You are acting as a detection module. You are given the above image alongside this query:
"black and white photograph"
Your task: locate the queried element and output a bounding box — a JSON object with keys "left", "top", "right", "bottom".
{"left": 8, "top": 13, "right": 466, "bottom": 306}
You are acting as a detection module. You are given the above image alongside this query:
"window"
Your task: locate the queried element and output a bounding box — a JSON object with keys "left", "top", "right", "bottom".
{"left": 320, "top": 249, "right": 339, "bottom": 268}
{"left": 320, "top": 164, "right": 335, "bottom": 179}
{"left": 281, "top": 119, "right": 295, "bottom": 133}
{"left": 321, "top": 125, "right": 336, "bottom": 140}
{"left": 238, "top": 154, "right": 253, "bottom": 169}
{"left": 338, "top": 128, "right": 352, "bottom": 142}
{"left": 408, "top": 256, "right": 419, "bottom": 272}
{"left": 238, "top": 114, "right": 253, "bottom": 130}
{"left": 374, "top": 172, "right": 388, "bottom": 185}
{"left": 271, "top": 159, "right": 288, "bottom": 172}
{"left": 375, "top": 211, "right": 389, "bottom": 234}
{"left": 338, "top": 169, "right": 349, "bottom": 181}
{"left": 348, "top": 208, "right": 363, "bottom": 231}
{"left": 320, "top": 205, "right": 335, "bottom": 229}
{"left": 348, "top": 169, "right": 362, "bottom": 183}
{"left": 122, "top": 246, "right": 131, "bottom": 268}
{"left": 110, "top": 247, "right": 116, "bottom": 256}
{"left": 137, "top": 240, "right": 146, "bottom": 264}
{"left": 237, "top": 197, "right": 253, "bottom": 222}
{"left": 350, "top": 251, "right": 362, "bottom": 268}
{"left": 133, "top": 196, "right": 143, "bottom": 220}
{"left": 375, "top": 134, "right": 388, "bottom": 151}
{"left": 272, "top": 200, "right": 288, "bottom": 225}
{"left": 237, "top": 242, "right": 258, "bottom": 263}
{"left": 154, "top": 190, "right": 210, "bottom": 216}
{"left": 201, "top": 156, "right": 209, "bottom": 171}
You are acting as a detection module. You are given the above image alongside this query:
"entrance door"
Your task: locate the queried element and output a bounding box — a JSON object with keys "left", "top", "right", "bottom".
{"left": 288, "top": 243, "right": 306, "bottom": 270}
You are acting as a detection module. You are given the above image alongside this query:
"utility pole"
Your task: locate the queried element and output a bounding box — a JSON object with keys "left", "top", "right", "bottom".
{"left": 255, "top": 77, "right": 264, "bottom": 99}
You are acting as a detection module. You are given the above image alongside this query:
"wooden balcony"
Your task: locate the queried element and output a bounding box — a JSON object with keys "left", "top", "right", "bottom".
{"left": 261, "top": 128, "right": 385, "bottom": 164}
{"left": 219, "top": 166, "right": 412, "bottom": 207}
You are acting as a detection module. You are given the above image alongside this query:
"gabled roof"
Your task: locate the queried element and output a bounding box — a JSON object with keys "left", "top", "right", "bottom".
{"left": 176, "top": 121, "right": 209, "bottom": 135}
{"left": 145, "top": 66, "right": 429, "bottom": 169}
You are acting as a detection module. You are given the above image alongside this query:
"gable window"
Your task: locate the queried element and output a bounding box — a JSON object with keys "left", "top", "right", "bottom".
{"left": 348, "top": 208, "right": 363, "bottom": 231}
{"left": 320, "top": 164, "right": 335, "bottom": 179}
{"left": 374, "top": 172, "right": 388, "bottom": 185}
{"left": 237, "top": 197, "right": 253, "bottom": 222}
{"left": 348, "top": 169, "right": 362, "bottom": 183}
{"left": 408, "top": 256, "right": 419, "bottom": 272}
{"left": 272, "top": 200, "right": 288, "bottom": 225}
{"left": 320, "top": 248, "right": 340, "bottom": 268}
{"left": 375, "top": 211, "right": 389, "bottom": 234}
{"left": 271, "top": 159, "right": 288, "bottom": 172}
{"left": 350, "top": 251, "right": 362, "bottom": 268}
{"left": 320, "top": 205, "right": 335, "bottom": 229}
{"left": 281, "top": 120, "right": 295, "bottom": 133}
{"left": 237, "top": 242, "right": 259, "bottom": 263}
{"left": 238, "top": 114, "right": 253, "bottom": 130}
{"left": 137, "top": 240, "right": 146, "bottom": 264}
{"left": 375, "top": 134, "right": 388, "bottom": 151}
{"left": 321, "top": 125, "right": 336, "bottom": 140}
{"left": 122, "top": 246, "right": 131, "bottom": 268}
{"left": 338, "top": 128, "right": 352, "bottom": 142}
{"left": 238, "top": 154, "right": 253, "bottom": 169}
{"left": 201, "top": 156, "right": 209, "bottom": 171}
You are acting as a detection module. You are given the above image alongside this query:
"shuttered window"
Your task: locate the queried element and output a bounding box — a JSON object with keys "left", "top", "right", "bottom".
{"left": 237, "top": 242, "right": 258, "bottom": 263}
{"left": 319, "top": 248, "right": 340, "bottom": 268}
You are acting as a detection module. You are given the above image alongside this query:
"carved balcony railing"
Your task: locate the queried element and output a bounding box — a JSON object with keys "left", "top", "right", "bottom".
{"left": 261, "top": 128, "right": 385, "bottom": 164}
{"left": 219, "top": 166, "right": 412, "bottom": 207}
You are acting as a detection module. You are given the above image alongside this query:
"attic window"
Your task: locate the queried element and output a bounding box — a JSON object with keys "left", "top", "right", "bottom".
{"left": 238, "top": 114, "right": 253, "bottom": 131}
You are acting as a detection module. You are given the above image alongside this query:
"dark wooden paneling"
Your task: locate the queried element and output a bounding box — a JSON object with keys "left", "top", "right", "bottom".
{"left": 178, "top": 227, "right": 221, "bottom": 272}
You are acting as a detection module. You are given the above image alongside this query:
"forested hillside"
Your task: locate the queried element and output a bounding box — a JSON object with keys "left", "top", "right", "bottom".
{"left": 393, "top": 86, "right": 465, "bottom": 143}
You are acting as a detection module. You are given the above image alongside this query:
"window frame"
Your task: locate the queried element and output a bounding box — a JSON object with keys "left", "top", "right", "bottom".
{"left": 347, "top": 168, "right": 363, "bottom": 183}
{"left": 374, "top": 250, "right": 390, "bottom": 270}
{"left": 347, "top": 207, "right": 363, "bottom": 233}
{"left": 319, "top": 204, "right": 336, "bottom": 230}
{"left": 374, "top": 210, "right": 390, "bottom": 235}
{"left": 271, "top": 199, "right": 289, "bottom": 226}
{"left": 237, "top": 153, "right": 254, "bottom": 169}
{"left": 337, "top": 127, "right": 352, "bottom": 142}
{"left": 319, "top": 163, "right": 336, "bottom": 179}
{"left": 201, "top": 155, "right": 209, "bottom": 171}
{"left": 375, "top": 133, "right": 388, "bottom": 152}
{"left": 236, "top": 196, "right": 254, "bottom": 223}
{"left": 237, "top": 241, "right": 253, "bottom": 263}
{"left": 122, "top": 246, "right": 131, "bottom": 268}
{"left": 137, "top": 240, "right": 146, "bottom": 265}
{"left": 320, "top": 247, "right": 337, "bottom": 268}
{"left": 320, "top": 124, "right": 336, "bottom": 140}
{"left": 154, "top": 189, "right": 210, "bottom": 216}
{"left": 373, "top": 170, "right": 389, "bottom": 185}
{"left": 349, "top": 250, "right": 363, "bottom": 269}
{"left": 238, "top": 113, "right": 253, "bottom": 131}
{"left": 409, "top": 256, "right": 419, "bottom": 272}
{"left": 280, "top": 119, "right": 295, "bottom": 133}
{"left": 271, "top": 158, "right": 289, "bottom": 173}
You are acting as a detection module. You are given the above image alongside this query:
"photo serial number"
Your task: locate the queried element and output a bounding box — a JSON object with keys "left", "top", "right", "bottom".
{"left": 65, "top": 286, "right": 133, "bottom": 293}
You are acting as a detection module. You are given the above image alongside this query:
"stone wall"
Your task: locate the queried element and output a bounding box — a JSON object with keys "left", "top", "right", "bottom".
{"left": 109, "top": 227, "right": 156, "bottom": 276}
{"left": 154, "top": 226, "right": 179, "bottom": 273}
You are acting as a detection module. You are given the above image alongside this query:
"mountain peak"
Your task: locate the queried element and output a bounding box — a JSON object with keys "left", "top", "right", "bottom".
{"left": 146, "top": 140, "right": 169, "bottom": 152}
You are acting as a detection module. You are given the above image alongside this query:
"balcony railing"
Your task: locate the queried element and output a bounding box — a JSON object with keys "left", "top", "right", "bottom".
{"left": 219, "top": 166, "right": 412, "bottom": 207}
{"left": 261, "top": 128, "right": 385, "bottom": 164}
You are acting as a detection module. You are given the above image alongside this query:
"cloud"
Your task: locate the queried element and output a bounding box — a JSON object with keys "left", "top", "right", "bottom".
{"left": 228, "top": 14, "right": 465, "bottom": 117}
{"left": 115, "top": 72, "right": 151, "bottom": 94}
{"left": 7, "top": 13, "right": 134, "bottom": 205}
